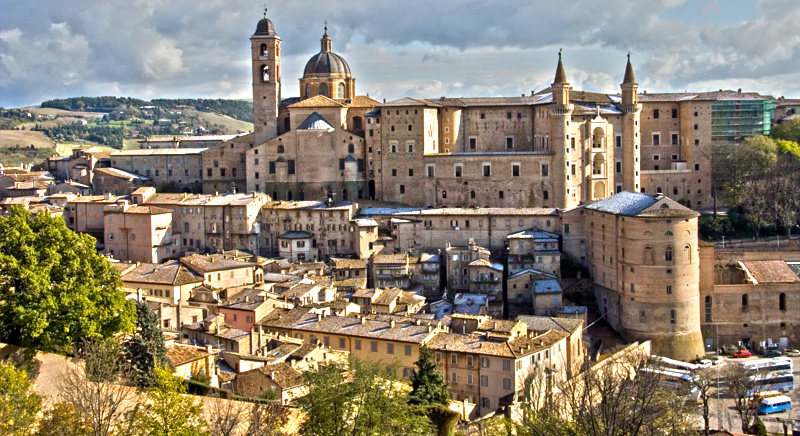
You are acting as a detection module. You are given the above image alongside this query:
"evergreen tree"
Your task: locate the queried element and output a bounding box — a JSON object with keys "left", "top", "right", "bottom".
{"left": 409, "top": 346, "right": 450, "bottom": 406}
{"left": 125, "top": 301, "right": 168, "bottom": 387}
{"left": 0, "top": 207, "right": 135, "bottom": 352}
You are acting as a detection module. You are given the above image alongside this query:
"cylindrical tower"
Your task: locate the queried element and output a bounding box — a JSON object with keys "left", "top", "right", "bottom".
{"left": 620, "top": 53, "right": 641, "bottom": 192}
{"left": 549, "top": 51, "right": 575, "bottom": 209}
{"left": 618, "top": 204, "right": 705, "bottom": 360}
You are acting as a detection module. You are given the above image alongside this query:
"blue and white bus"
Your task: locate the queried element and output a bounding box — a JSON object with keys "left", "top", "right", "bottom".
{"left": 749, "top": 371, "right": 795, "bottom": 395}
{"left": 757, "top": 395, "right": 792, "bottom": 415}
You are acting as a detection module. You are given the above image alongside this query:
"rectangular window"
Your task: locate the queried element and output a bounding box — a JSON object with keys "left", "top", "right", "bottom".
{"left": 288, "top": 160, "right": 295, "bottom": 175}
{"left": 671, "top": 108, "right": 678, "bottom": 118}
{"left": 466, "top": 356, "right": 473, "bottom": 367}
{"left": 480, "top": 357, "right": 490, "bottom": 368}
{"left": 616, "top": 161, "right": 622, "bottom": 173}
{"left": 371, "top": 341, "right": 378, "bottom": 352}
{"left": 666, "top": 285, "right": 672, "bottom": 294}
{"left": 615, "top": 135, "right": 622, "bottom": 148}
{"left": 503, "top": 360, "right": 511, "bottom": 371}
{"left": 269, "top": 162, "right": 275, "bottom": 174}
{"left": 512, "top": 164, "right": 520, "bottom": 177}
{"left": 450, "top": 354, "right": 457, "bottom": 365}
{"left": 454, "top": 165, "right": 463, "bottom": 178}
{"left": 503, "top": 378, "right": 511, "bottom": 390}
{"left": 426, "top": 164, "right": 435, "bottom": 177}
{"left": 483, "top": 164, "right": 491, "bottom": 177}
{"left": 469, "top": 137, "right": 477, "bottom": 149}
{"left": 506, "top": 137, "right": 514, "bottom": 149}
{"left": 405, "top": 345, "right": 412, "bottom": 356}
{"left": 541, "top": 164, "right": 549, "bottom": 177}
{"left": 653, "top": 133, "right": 660, "bottom": 146}
{"left": 653, "top": 109, "right": 660, "bottom": 119}
{"left": 355, "top": 339, "right": 361, "bottom": 350}
{"left": 387, "top": 343, "right": 394, "bottom": 354}
{"left": 671, "top": 133, "right": 678, "bottom": 145}
{"left": 467, "top": 374, "right": 474, "bottom": 385}
{"left": 480, "top": 375, "right": 488, "bottom": 386}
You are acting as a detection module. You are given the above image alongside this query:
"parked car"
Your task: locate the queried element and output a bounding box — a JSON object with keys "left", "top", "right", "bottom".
{"left": 710, "top": 356, "right": 724, "bottom": 365}
{"left": 697, "top": 359, "right": 713, "bottom": 368}
{"left": 784, "top": 349, "right": 800, "bottom": 357}
{"left": 733, "top": 349, "right": 752, "bottom": 358}
{"left": 764, "top": 349, "right": 782, "bottom": 358}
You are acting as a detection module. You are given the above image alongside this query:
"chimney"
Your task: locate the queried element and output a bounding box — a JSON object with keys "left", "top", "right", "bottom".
{"left": 427, "top": 325, "right": 433, "bottom": 332}
{"left": 390, "top": 320, "right": 396, "bottom": 328}
{"left": 316, "top": 313, "right": 323, "bottom": 322}
{"left": 270, "top": 371, "right": 275, "bottom": 379}
{"left": 361, "top": 316, "right": 367, "bottom": 324}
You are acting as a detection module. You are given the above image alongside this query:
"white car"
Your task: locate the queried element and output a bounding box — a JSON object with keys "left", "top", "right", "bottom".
{"left": 785, "top": 349, "right": 800, "bottom": 357}
{"left": 697, "top": 359, "right": 713, "bottom": 369}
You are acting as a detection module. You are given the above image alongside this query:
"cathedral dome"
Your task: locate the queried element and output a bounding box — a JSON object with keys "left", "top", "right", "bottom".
{"left": 303, "top": 51, "right": 351, "bottom": 76}
{"left": 254, "top": 17, "right": 275, "bottom": 36}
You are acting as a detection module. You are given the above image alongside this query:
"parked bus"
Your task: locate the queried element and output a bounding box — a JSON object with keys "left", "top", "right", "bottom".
{"left": 651, "top": 355, "right": 700, "bottom": 372}
{"left": 749, "top": 371, "right": 795, "bottom": 395}
{"left": 743, "top": 357, "right": 793, "bottom": 373}
{"left": 749, "top": 390, "right": 782, "bottom": 407}
{"left": 757, "top": 395, "right": 792, "bottom": 415}
{"left": 641, "top": 367, "right": 700, "bottom": 401}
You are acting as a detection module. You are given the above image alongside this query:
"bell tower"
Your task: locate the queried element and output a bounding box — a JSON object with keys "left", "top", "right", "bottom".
{"left": 620, "top": 53, "right": 641, "bottom": 193}
{"left": 251, "top": 9, "right": 281, "bottom": 145}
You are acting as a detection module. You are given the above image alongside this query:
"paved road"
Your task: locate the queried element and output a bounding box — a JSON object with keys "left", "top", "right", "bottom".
{"left": 701, "top": 355, "right": 799, "bottom": 434}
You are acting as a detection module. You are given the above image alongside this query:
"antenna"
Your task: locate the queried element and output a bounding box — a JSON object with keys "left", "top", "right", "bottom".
{"left": 263, "top": 5, "right": 267, "bottom": 18}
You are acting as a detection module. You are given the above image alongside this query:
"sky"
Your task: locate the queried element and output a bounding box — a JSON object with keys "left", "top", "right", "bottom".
{"left": 1, "top": 0, "right": 800, "bottom": 108}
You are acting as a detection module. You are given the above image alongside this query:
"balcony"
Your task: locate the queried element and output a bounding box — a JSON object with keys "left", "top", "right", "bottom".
{"left": 470, "top": 276, "right": 500, "bottom": 283}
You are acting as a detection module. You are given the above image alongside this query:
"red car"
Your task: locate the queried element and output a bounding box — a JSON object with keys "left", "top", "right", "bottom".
{"left": 733, "top": 349, "right": 752, "bottom": 358}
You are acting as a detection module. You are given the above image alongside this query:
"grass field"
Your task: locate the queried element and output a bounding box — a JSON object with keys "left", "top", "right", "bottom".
{"left": 24, "top": 107, "right": 106, "bottom": 119}
{"left": 0, "top": 130, "right": 55, "bottom": 149}
{"left": 185, "top": 109, "right": 253, "bottom": 133}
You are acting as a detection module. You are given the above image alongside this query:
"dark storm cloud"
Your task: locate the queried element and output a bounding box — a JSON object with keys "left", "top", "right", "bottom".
{"left": 1, "top": 0, "right": 799, "bottom": 107}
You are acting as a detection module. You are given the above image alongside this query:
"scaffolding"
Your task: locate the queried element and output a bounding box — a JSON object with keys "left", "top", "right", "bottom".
{"left": 711, "top": 100, "right": 776, "bottom": 143}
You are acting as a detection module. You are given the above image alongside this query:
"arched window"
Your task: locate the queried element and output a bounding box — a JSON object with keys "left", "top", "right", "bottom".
{"left": 319, "top": 83, "right": 328, "bottom": 97}
{"left": 261, "top": 65, "right": 269, "bottom": 82}
{"left": 704, "top": 296, "right": 712, "bottom": 322}
{"left": 305, "top": 84, "right": 311, "bottom": 98}
{"left": 592, "top": 153, "right": 605, "bottom": 175}
{"left": 287, "top": 191, "right": 293, "bottom": 201}
{"left": 779, "top": 293, "right": 787, "bottom": 311}
{"left": 665, "top": 246, "right": 673, "bottom": 262}
{"left": 643, "top": 246, "right": 654, "bottom": 265}
{"left": 683, "top": 244, "right": 691, "bottom": 263}
{"left": 742, "top": 294, "right": 749, "bottom": 312}
{"left": 337, "top": 82, "right": 346, "bottom": 98}
{"left": 664, "top": 231, "right": 673, "bottom": 236}
{"left": 353, "top": 116, "right": 363, "bottom": 130}
{"left": 592, "top": 127, "right": 604, "bottom": 149}
{"left": 260, "top": 43, "right": 268, "bottom": 57}
{"left": 277, "top": 145, "right": 284, "bottom": 154}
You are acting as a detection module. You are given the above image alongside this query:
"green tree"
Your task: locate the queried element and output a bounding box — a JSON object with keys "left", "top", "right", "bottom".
{"left": 771, "top": 117, "right": 800, "bottom": 144}
{"left": 0, "top": 361, "right": 42, "bottom": 435}
{"left": 0, "top": 206, "right": 135, "bottom": 353}
{"left": 409, "top": 346, "right": 450, "bottom": 406}
{"left": 130, "top": 366, "right": 208, "bottom": 436}
{"left": 297, "top": 360, "right": 433, "bottom": 436}
{"left": 124, "top": 301, "right": 169, "bottom": 387}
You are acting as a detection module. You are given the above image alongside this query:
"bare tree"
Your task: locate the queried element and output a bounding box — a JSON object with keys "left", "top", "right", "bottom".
{"left": 206, "top": 394, "right": 248, "bottom": 436}
{"left": 724, "top": 362, "right": 759, "bottom": 434}
{"left": 57, "top": 339, "right": 138, "bottom": 436}
{"left": 519, "top": 350, "right": 693, "bottom": 436}
{"left": 692, "top": 367, "right": 718, "bottom": 436}
{"left": 245, "top": 401, "right": 287, "bottom": 436}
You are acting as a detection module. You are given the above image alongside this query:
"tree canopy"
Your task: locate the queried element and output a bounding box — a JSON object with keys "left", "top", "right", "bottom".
{"left": 297, "top": 359, "right": 433, "bottom": 436}
{"left": 0, "top": 207, "right": 135, "bottom": 353}
{"left": 0, "top": 361, "right": 42, "bottom": 435}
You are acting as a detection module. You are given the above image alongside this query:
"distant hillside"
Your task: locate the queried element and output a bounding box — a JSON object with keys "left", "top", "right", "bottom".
{"left": 40, "top": 96, "right": 254, "bottom": 122}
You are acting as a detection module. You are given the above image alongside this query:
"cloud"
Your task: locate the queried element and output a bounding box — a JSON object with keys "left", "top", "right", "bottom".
{"left": 0, "top": 0, "right": 799, "bottom": 107}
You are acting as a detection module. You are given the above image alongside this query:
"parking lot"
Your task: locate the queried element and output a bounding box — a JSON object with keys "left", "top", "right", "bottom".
{"left": 703, "top": 354, "right": 799, "bottom": 433}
